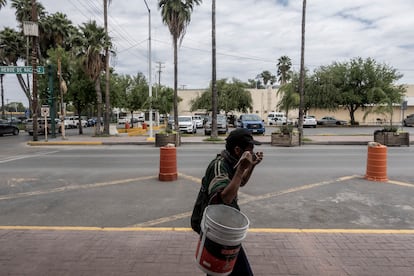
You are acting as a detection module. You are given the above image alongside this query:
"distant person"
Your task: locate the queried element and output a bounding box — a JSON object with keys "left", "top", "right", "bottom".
{"left": 191, "top": 128, "right": 264, "bottom": 275}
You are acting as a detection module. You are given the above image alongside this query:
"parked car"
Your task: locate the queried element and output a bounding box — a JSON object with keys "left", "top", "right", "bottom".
{"left": 204, "top": 115, "right": 228, "bottom": 135}
{"left": 236, "top": 114, "right": 265, "bottom": 134}
{"left": 192, "top": 115, "right": 204, "bottom": 128}
{"left": 403, "top": 114, "right": 414, "bottom": 127}
{"left": 317, "top": 116, "right": 347, "bottom": 125}
{"left": 178, "top": 115, "right": 196, "bottom": 134}
{"left": 0, "top": 121, "right": 19, "bottom": 136}
{"left": 25, "top": 118, "right": 62, "bottom": 135}
{"left": 267, "top": 112, "right": 288, "bottom": 126}
{"left": 303, "top": 115, "right": 317, "bottom": 128}
{"left": 66, "top": 116, "right": 87, "bottom": 128}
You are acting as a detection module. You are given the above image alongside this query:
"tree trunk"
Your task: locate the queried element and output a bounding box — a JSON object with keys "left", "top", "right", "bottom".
{"left": 173, "top": 36, "right": 178, "bottom": 131}
{"left": 211, "top": 0, "right": 217, "bottom": 138}
{"left": 95, "top": 79, "right": 103, "bottom": 135}
{"left": 1, "top": 74, "right": 4, "bottom": 118}
{"left": 298, "top": 0, "right": 307, "bottom": 146}
{"left": 103, "top": 0, "right": 110, "bottom": 135}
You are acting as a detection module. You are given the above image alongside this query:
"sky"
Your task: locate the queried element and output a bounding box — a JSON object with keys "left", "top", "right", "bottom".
{"left": 1, "top": 0, "right": 414, "bottom": 107}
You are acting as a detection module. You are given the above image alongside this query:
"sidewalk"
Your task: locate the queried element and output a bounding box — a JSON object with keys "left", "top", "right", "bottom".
{"left": 1, "top": 227, "right": 413, "bottom": 275}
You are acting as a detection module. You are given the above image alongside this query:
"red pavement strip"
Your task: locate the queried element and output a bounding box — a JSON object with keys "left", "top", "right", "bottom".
{"left": 0, "top": 226, "right": 413, "bottom": 276}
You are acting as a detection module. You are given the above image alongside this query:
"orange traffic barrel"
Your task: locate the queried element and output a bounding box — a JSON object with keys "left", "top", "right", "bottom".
{"left": 159, "top": 145, "right": 178, "bottom": 181}
{"left": 365, "top": 142, "right": 388, "bottom": 182}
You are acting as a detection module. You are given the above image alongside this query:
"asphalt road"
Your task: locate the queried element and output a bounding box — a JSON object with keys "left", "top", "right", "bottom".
{"left": 0, "top": 140, "right": 413, "bottom": 230}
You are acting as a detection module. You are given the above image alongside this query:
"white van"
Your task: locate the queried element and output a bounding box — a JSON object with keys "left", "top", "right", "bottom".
{"left": 267, "top": 112, "right": 287, "bottom": 125}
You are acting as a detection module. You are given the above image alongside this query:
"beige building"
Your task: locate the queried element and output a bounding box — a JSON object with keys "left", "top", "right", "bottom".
{"left": 177, "top": 84, "right": 414, "bottom": 125}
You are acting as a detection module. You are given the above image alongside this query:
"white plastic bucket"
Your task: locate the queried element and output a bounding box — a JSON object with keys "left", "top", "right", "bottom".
{"left": 195, "top": 205, "right": 250, "bottom": 276}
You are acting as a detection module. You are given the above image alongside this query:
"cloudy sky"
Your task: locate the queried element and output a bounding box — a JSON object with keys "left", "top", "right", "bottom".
{"left": 1, "top": 0, "right": 414, "bottom": 106}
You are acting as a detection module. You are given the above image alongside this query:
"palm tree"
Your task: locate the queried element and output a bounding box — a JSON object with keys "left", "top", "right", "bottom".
{"left": 298, "top": 0, "right": 307, "bottom": 145}
{"left": 103, "top": 0, "right": 112, "bottom": 135}
{"left": 211, "top": 0, "right": 217, "bottom": 138}
{"left": 39, "top": 12, "right": 72, "bottom": 51}
{"left": 259, "top": 70, "right": 276, "bottom": 87}
{"left": 11, "top": 0, "right": 45, "bottom": 29}
{"left": 9, "top": 0, "right": 45, "bottom": 121}
{"left": 0, "top": 0, "right": 7, "bottom": 9}
{"left": 277, "top": 55, "right": 292, "bottom": 85}
{"left": 78, "top": 20, "right": 110, "bottom": 135}
{"left": 158, "top": 0, "right": 202, "bottom": 131}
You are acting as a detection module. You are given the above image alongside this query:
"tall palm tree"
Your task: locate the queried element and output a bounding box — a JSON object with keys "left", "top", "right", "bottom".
{"left": 298, "top": 0, "right": 307, "bottom": 145}
{"left": 277, "top": 55, "right": 292, "bottom": 85}
{"left": 211, "top": 0, "right": 217, "bottom": 138}
{"left": 0, "top": 28, "right": 28, "bottom": 104}
{"left": 39, "top": 12, "right": 72, "bottom": 51}
{"left": 11, "top": 0, "right": 45, "bottom": 29}
{"left": 9, "top": 0, "right": 44, "bottom": 119}
{"left": 158, "top": 0, "right": 202, "bottom": 131}
{"left": 78, "top": 20, "right": 109, "bottom": 135}
{"left": 103, "top": 0, "right": 112, "bottom": 135}
{"left": 0, "top": 0, "right": 7, "bottom": 9}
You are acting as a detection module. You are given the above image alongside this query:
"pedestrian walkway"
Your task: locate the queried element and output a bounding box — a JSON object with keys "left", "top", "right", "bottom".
{"left": 1, "top": 227, "right": 413, "bottom": 275}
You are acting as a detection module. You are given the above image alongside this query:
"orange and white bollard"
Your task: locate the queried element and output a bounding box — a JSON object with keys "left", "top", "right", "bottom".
{"left": 159, "top": 144, "right": 178, "bottom": 181}
{"left": 365, "top": 142, "right": 388, "bottom": 182}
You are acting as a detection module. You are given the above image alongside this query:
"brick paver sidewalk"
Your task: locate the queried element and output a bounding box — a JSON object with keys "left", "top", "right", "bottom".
{"left": 1, "top": 228, "right": 413, "bottom": 276}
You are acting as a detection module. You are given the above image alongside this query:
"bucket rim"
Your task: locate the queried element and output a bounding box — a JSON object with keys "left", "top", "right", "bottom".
{"left": 204, "top": 205, "right": 250, "bottom": 231}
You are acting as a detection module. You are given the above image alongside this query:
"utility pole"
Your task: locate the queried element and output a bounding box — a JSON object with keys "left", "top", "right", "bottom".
{"left": 143, "top": 0, "right": 153, "bottom": 140}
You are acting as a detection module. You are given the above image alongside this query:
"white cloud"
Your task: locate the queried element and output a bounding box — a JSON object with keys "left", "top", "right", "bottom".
{"left": 1, "top": 0, "right": 413, "bottom": 106}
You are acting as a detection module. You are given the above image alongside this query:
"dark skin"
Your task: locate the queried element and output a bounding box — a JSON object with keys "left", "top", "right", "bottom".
{"left": 220, "top": 144, "right": 264, "bottom": 205}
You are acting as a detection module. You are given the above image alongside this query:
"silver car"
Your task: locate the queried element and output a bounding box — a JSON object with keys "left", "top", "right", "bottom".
{"left": 204, "top": 115, "right": 228, "bottom": 135}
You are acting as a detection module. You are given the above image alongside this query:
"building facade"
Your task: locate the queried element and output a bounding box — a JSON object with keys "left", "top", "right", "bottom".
{"left": 176, "top": 85, "right": 414, "bottom": 125}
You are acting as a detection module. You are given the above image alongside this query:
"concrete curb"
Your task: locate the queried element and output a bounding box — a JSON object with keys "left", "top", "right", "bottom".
{"left": 27, "top": 141, "right": 104, "bottom": 146}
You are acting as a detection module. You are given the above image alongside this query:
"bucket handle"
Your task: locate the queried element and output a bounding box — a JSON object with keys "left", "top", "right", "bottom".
{"left": 196, "top": 226, "right": 210, "bottom": 263}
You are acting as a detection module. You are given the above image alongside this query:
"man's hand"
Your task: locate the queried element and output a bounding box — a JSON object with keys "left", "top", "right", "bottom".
{"left": 252, "top": 151, "right": 263, "bottom": 166}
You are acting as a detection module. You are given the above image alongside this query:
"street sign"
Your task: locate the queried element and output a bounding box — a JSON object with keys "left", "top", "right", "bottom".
{"left": 0, "top": 66, "right": 45, "bottom": 74}
{"left": 41, "top": 106, "right": 50, "bottom": 117}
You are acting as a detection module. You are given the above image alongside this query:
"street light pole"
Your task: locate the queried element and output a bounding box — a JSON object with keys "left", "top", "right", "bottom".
{"left": 143, "top": 0, "right": 153, "bottom": 140}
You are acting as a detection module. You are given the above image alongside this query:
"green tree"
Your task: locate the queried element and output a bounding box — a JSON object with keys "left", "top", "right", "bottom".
{"left": 190, "top": 78, "right": 253, "bottom": 115}
{"left": 158, "top": 0, "right": 202, "bottom": 131}
{"left": 277, "top": 75, "right": 299, "bottom": 119}
{"left": 77, "top": 20, "right": 110, "bottom": 135}
{"left": 153, "top": 86, "right": 175, "bottom": 124}
{"left": 277, "top": 55, "right": 292, "bottom": 85}
{"left": 259, "top": 70, "right": 276, "bottom": 87}
{"left": 317, "top": 57, "right": 404, "bottom": 125}
{"left": 67, "top": 60, "right": 96, "bottom": 134}
{"left": 110, "top": 73, "right": 131, "bottom": 109}
{"left": 246, "top": 78, "right": 263, "bottom": 89}
{"left": 0, "top": 28, "right": 29, "bottom": 106}
{"left": 38, "top": 12, "right": 73, "bottom": 57}
{"left": 11, "top": 0, "right": 45, "bottom": 28}
{"left": 363, "top": 85, "right": 405, "bottom": 129}
{"left": 126, "top": 73, "right": 148, "bottom": 127}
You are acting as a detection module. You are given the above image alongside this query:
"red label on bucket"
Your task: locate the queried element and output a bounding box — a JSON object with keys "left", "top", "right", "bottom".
{"left": 196, "top": 234, "right": 241, "bottom": 275}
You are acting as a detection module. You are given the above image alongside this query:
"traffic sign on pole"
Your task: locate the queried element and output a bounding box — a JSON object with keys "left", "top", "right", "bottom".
{"left": 0, "top": 66, "right": 45, "bottom": 74}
